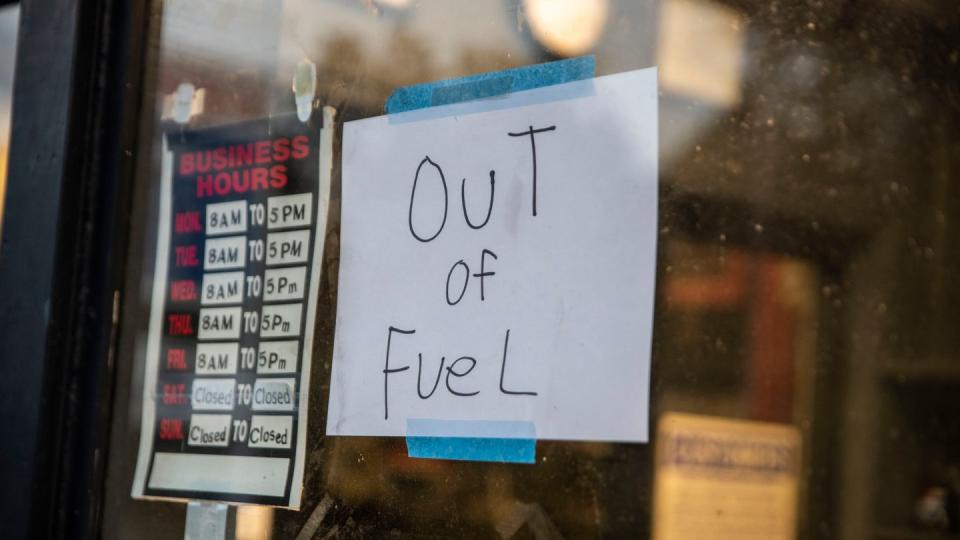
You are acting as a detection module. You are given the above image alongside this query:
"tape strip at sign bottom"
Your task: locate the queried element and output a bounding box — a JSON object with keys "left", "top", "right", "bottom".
{"left": 387, "top": 56, "right": 595, "bottom": 464}
{"left": 405, "top": 420, "right": 536, "bottom": 464}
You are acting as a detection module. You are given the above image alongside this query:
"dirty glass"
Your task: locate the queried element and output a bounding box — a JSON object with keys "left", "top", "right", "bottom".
{"left": 102, "top": 0, "right": 960, "bottom": 538}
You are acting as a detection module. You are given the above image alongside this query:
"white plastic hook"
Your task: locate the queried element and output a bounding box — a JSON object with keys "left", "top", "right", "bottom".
{"left": 292, "top": 59, "right": 317, "bottom": 123}
{"left": 172, "top": 82, "right": 196, "bottom": 124}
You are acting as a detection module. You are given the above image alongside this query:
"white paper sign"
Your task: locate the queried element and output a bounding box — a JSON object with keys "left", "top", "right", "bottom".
{"left": 328, "top": 68, "right": 657, "bottom": 442}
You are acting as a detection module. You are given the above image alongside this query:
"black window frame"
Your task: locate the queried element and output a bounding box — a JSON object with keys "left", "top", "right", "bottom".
{"left": 0, "top": 0, "right": 149, "bottom": 536}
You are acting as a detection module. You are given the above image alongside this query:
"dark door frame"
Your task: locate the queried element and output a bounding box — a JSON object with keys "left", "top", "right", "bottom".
{"left": 0, "top": 0, "right": 149, "bottom": 537}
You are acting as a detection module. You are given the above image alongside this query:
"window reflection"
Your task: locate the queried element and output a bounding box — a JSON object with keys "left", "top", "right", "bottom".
{"left": 101, "top": 1, "right": 960, "bottom": 538}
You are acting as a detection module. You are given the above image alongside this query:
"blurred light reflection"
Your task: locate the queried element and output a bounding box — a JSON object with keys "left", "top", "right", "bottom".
{"left": 236, "top": 505, "right": 274, "bottom": 540}
{"left": 523, "top": 0, "right": 608, "bottom": 57}
{"left": 657, "top": 0, "right": 745, "bottom": 107}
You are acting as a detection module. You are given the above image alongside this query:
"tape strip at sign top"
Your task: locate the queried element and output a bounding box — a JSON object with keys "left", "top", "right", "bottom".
{"left": 385, "top": 55, "right": 596, "bottom": 123}
{"left": 384, "top": 56, "right": 596, "bottom": 464}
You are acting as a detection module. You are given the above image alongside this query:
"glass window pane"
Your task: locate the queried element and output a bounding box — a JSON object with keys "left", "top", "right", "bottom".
{"left": 100, "top": 1, "right": 960, "bottom": 538}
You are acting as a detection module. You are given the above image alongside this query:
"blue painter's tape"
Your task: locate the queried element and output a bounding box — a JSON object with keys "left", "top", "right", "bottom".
{"left": 405, "top": 419, "right": 536, "bottom": 464}
{"left": 406, "top": 436, "right": 536, "bottom": 464}
{"left": 384, "top": 55, "right": 596, "bottom": 115}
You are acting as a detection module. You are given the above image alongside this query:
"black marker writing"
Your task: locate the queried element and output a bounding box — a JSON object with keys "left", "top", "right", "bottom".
{"left": 472, "top": 249, "right": 497, "bottom": 302}
{"left": 379, "top": 326, "right": 537, "bottom": 417}
{"left": 446, "top": 260, "right": 469, "bottom": 306}
{"left": 507, "top": 125, "right": 556, "bottom": 217}
{"left": 383, "top": 326, "right": 414, "bottom": 419}
{"left": 499, "top": 329, "right": 538, "bottom": 396}
{"left": 461, "top": 170, "right": 495, "bottom": 229}
{"left": 387, "top": 124, "right": 552, "bottom": 421}
{"left": 446, "top": 356, "right": 479, "bottom": 396}
{"left": 417, "top": 354, "right": 444, "bottom": 399}
{"left": 409, "top": 156, "right": 447, "bottom": 242}
{"left": 444, "top": 250, "right": 498, "bottom": 305}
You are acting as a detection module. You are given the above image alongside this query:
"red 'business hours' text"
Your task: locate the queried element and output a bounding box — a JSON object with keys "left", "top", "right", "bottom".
{"left": 180, "top": 135, "right": 310, "bottom": 198}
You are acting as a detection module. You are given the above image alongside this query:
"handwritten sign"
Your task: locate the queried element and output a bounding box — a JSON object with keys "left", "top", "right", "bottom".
{"left": 328, "top": 68, "right": 657, "bottom": 442}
